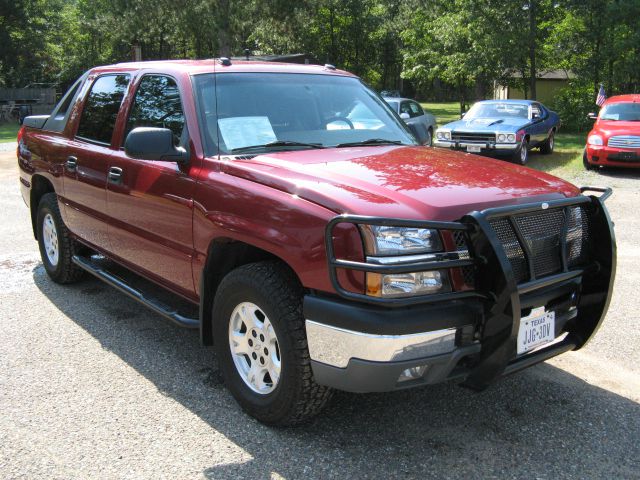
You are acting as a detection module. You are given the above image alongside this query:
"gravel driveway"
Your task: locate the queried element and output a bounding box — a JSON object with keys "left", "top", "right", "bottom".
{"left": 1, "top": 150, "right": 638, "bottom": 479}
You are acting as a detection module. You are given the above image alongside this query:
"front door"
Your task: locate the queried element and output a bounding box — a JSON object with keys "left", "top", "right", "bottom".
{"left": 62, "top": 73, "right": 131, "bottom": 251}
{"left": 106, "top": 74, "right": 197, "bottom": 297}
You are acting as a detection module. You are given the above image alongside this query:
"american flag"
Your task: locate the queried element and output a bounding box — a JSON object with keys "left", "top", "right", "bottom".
{"left": 596, "top": 85, "right": 607, "bottom": 107}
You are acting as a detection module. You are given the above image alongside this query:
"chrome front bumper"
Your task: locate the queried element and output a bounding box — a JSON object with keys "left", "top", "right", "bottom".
{"left": 306, "top": 320, "right": 458, "bottom": 368}
{"left": 433, "top": 140, "right": 517, "bottom": 151}
{"left": 305, "top": 318, "right": 480, "bottom": 393}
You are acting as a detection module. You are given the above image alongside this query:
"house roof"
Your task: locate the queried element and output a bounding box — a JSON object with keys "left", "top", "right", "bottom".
{"left": 506, "top": 69, "right": 575, "bottom": 80}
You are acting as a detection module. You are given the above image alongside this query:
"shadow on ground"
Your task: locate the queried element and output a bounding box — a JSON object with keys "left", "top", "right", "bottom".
{"left": 33, "top": 267, "right": 639, "bottom": 479}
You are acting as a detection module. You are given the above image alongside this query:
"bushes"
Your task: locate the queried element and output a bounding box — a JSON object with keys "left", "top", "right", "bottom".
{"left": 550, "top": 83, "right": 597, "bottom": 132}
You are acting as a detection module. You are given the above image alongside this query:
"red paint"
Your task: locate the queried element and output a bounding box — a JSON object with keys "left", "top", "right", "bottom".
{"left": 585, "top": 94, "right": 640, "bottom": 168}
{"left": 18, "top": 60, "right": 581, "bottom": 303}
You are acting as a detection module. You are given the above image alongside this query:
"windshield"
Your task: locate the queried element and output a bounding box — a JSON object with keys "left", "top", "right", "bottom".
{"left": 465, "top": 102, "right": 529, "bottom": 120}
{"left": 193, "top": 73, "right": 415, "bottom": 155}
{"left": 600, "top": 102, "right": 640, "bottom": 121}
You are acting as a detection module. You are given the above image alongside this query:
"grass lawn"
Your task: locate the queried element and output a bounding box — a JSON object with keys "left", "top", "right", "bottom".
{"left": 0, "top": 122, "right": 20, "bottom": 143}
{"left": 421, "top": 102, "right": 586, "bottom": 178}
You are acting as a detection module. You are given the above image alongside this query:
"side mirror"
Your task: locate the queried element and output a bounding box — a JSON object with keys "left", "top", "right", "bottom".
{"left": 460, "top": 112, "right": 466, "bottom": 118}
{"left": 399, "top": 112, "right": 410, "bottom": 120}
{"left": 587, "top": 112, "right": 597, "bottom": 120}
{"left": 124, "top": 127, "right": 189, "bottom": 163}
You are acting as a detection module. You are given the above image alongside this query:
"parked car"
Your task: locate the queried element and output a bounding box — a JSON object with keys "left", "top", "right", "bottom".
{"left": 384, "top": 97, "right": 437, "bottom": 145}
{"left": 380, "top": 89, "right": 401, "bottom": 98}
{"left": 584, "top": 94, "right": 640, "bottom": 170}
{"left": 18, "top": 60, "right": 615, "bottom": 426}
{"left": 434, "top": 100, "right": 560, "bottom": 165}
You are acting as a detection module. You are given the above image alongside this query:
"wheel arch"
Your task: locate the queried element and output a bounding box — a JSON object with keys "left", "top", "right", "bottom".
{"left": 199, "top": 237, "right": 303, "bottom": 346}
{"left": 30, "top": 174, "right": 55, "bottom": 240}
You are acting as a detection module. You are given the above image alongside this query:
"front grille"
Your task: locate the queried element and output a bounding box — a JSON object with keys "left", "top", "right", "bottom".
{"left": 488, "top": 206, "right": 591, "bottom": 284}
{"left": 453, "top": 230, "right": 475, "bottom": 286}
{"left": 451, "top": 132, "right": 496, "bottom": 143}
{"left": 608, "top": 135, "right": 640, "bottom": 149}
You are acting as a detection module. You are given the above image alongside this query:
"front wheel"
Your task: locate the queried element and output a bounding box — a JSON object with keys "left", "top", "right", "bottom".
{"left": 212, "top": 261, "right": 332, "bottom": 426}
{"left": 512, "top": 138, "right": 529, "bottom": 165}
{"left": 36, "top": 193, "right": 84, "bottom": 284}
{"left": 583, "top": 148, "right": 595, "bottom": 171}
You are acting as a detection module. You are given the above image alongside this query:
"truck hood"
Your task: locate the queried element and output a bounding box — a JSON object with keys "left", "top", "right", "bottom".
{"left": 221, "top": 146, "right": 579, "bottom": 221}
{"left": 444, "top": 117, "right": 529, "bottom": 133}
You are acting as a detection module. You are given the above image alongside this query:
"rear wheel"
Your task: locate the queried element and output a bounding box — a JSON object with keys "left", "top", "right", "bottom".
{"left": 36, "top": 193, "right": 84, "bottom": 284}
{"left": 512, "top": 138, "right": 529, "bottom": 165}
{"left": 213, "top": 261, "right": 332, "bottom": 426}
{"left": 540, "top": 130, "right": 555, "bottom": 154}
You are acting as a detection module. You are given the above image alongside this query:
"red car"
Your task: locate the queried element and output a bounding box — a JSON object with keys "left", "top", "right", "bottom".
{"left": 18, "top": 60, "right": 615, "bottom": 425}
{"left": 584, "top": 94, "right": 640, "bottom": 169}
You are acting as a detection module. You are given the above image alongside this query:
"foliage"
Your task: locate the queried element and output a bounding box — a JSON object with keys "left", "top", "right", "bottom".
{"left": 549, "top": 82, "right": 596, "bottom": 132}
{"left": 0, "top": 0, "right": 639, "bottom": 103}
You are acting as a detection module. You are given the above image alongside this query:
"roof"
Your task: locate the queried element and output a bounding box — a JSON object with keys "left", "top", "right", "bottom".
{"left": 505, "top": 69, "right": 575, "bottom": 80}
{"left": 89, "top": 59, "right": 354, "bottom": 77}
{"left": 475, "top": 99, "right": 538, "bottom": 105}
{"left": 603, "top": 94, "right": 640, "bottom": 104}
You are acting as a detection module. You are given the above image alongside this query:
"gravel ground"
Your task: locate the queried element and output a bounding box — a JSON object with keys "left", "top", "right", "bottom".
{"left": 1, "top": 150, "right": 639, "bottom": 479}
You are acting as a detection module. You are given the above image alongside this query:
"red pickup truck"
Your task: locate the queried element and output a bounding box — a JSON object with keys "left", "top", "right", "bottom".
{"left": 18, "top": 60, "right": 616, "bottom": 426}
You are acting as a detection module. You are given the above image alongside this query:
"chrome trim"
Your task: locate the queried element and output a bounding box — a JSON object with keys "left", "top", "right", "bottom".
{"left": 305, "top": 320, "right": 458, "bottom": 368}
{"left": 366, "top": 252, "right": 440, "bottom": 265}
{"left": 608, "top": 135, "right": 640, "bottom": 149}
{"left": 433, "top": 140, "right": 517, "bottom": 150}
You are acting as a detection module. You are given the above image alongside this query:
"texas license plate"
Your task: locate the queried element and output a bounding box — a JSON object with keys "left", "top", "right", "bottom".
{"left": 466, "top": 145, "right": 481, "bottom": 153}
{"left": 517, "top": 310, "right": 555, "bottom": 355}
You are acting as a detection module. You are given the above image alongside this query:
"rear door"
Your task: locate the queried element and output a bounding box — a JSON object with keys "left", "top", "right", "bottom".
{"left": 62, "top": 73, "right": 131, "bottom": 250}
{"left": 106, "top": 74, "right": 197, "bottom": 297}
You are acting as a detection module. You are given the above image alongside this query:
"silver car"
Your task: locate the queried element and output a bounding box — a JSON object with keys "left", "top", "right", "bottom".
{"left": 384, "top": 97, "right": 437, "bottom": 146}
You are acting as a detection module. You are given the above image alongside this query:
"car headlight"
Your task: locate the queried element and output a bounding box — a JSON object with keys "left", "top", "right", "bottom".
{"left": 497, "top": 133, "right": 506, "bottom": 142}
{"left": 588, "top": 134, "right": 603, "bottom": 146}
{"left": 506, "top": 134, "right": 516, "bottom": 143}
{"left": 366, "top": 270, "right": 451, "bottom": 298}
{"left": 359, "top": 225, "right": 443, "bottom": 256}
{"left": 436, "top": 130, "right": 451, "bottom": 141}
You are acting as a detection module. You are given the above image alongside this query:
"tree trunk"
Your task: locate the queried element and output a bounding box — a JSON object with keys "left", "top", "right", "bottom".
{"left": 218, "top": 0, "right": 231, "bottom": 57}
{"left": 528, "top": 0, "right": 537, "bottom": 100}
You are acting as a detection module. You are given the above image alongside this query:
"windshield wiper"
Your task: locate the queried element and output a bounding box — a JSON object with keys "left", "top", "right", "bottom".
{"left": 230, "top": 140, "right": 325, "bottom": 153}
{"left": 335, "top": 138, "right": 404, "bottom": 148}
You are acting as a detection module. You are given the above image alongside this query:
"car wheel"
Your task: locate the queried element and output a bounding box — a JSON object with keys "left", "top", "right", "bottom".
{"left": 512, "top": 138, "right": 529, "bottom": 165}
{"left": 540, "top": 131, "right": 555, "bottom": 154}
{"left": 583, "top": 148, "right": 595, "bottom": 171}
{"left": 213, "top": 261, "right": 333, "bottom": 426}
{"left": 424, "top": 128, "right": 433, "bottom": 146}
{"left": 36, "top": 192, "right": 85, "bottom": 284}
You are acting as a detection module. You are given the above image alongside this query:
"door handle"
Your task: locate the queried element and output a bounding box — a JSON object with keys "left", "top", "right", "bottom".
{"left": 108, "top": 166, "right": 123, "bottom": 184}
{"left": 66, "top": 156, "right": 77, "bottom": 172}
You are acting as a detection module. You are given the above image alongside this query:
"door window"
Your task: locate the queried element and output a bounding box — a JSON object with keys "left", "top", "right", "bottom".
{"left": 124, "top": 75, "right": 186, "bottom": 146}
{"left": 409, "top": 102, "right": 424, "bottom": 118}
{"left": 400, "top": 101, "right": 412, "bottom": 117}
{"left": 76, "top": 74, "right": 130, "bottom": 144}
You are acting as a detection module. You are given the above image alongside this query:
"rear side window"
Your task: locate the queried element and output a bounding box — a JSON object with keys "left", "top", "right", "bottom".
{"left": 77, "top": 74, "right": 130, "bottom": 144}
{"left": 42, "top": 74, "right": 86, "bottom": 133}
{"left": 124, "top": 75, "right": 186, "bottom": 146}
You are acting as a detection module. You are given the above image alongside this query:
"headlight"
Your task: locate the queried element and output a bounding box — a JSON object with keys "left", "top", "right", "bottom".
{"left": 366, "top": 270, "right": 451, "bottom": 298}
{"left": 506, "top": 134, "right": 516, "bottom": 143}
{"left": 436, "top": 130, "right": 451, "bottom": 140}
{"left": 360, "top": 225, "right": 443, "bottom": 256}
{"left": 588, "top": 134, "right": 603, "bottom": 146}
{"left": 497, "top": 133, "right": 506, "bottom": 142}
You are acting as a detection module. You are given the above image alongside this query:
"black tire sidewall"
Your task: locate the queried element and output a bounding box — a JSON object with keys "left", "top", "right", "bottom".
{"left": 213, "top": 270, "right": 303, "bottom": 420}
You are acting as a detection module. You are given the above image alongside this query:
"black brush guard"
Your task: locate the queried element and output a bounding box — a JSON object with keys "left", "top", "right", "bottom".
{"left": 325, "top": 187, "right": 616, "bottom": 389}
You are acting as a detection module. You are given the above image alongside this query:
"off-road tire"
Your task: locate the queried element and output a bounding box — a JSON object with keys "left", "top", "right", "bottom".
{"left": 212, "top": 261, "right": 333, "bottom": 426}
{"left": 540, "top": 130, "right": 555, "bottom": 154}
{"left": 36, "top": 193, "right": 85, "bottom": 284}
